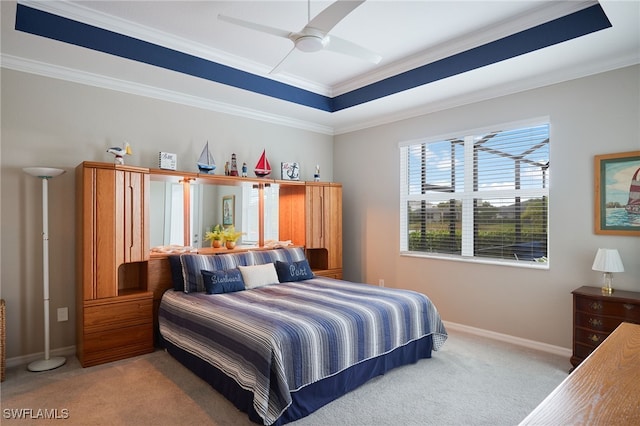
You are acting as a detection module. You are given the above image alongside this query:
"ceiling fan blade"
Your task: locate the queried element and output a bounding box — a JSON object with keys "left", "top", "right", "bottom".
{"left": 269, "top": 46, "right": 298, "bottom": 74}
{"left": 306, "top": 0, "right": 366, "bottom": 34}
{"left": 218, "top": 14, "right": 292, "bottom": 39}
{"left": 325, "top": 35, "right": 382, "bottom": 64}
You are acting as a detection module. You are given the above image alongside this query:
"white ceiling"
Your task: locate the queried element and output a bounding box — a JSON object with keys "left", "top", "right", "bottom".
{"left": 2, "top": 0, "right": 639, "bottom": 134}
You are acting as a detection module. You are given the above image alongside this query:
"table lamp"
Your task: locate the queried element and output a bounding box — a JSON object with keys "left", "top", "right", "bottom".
{"left": 592, "top": 248, "right": 625, "bottom": 295}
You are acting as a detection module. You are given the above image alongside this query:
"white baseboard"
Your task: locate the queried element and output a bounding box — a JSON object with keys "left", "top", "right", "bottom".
{"left": 443, "top": 321, "right": 572, "bottom": 358}
{"left": 6, "top": 345, "right": 76, "bottom": 369}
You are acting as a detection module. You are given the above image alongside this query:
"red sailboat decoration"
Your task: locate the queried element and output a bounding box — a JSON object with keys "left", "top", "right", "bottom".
{"left": 625, "top": 167, "right": 640, "bottom": 215}
{"left": 254, "top": 149, "right": 271, "bottom": 178}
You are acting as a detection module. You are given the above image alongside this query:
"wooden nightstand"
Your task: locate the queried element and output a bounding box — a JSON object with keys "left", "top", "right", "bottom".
{"left": 571, "top": 286, "right": 640, "bottom": 367}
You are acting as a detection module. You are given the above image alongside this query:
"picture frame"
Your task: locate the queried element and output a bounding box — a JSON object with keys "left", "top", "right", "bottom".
{"left": 594, "top": 150, "right": 640, "bottom": 235}
{"left": 281, "top": 162, "right": 300, "bottom": 181}
{"left": 222, "top": 195, "right": 235, "bottom": 226}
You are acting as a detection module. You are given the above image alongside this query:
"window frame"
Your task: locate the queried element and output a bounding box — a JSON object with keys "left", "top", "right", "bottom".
{"left": 399, "top": 118, "right": 550, "bottom": 269}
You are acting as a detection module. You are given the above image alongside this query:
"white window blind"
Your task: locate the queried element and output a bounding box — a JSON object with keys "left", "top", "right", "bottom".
{"left": 242, "top": 183, "right": 279, "bottom": 244}
{"left": 400, "top": 122, "right": 549, "bottom": 264}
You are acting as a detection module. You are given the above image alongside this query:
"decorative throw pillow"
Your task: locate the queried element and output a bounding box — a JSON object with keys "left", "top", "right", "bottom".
{"left": 275, "top": 259, "right": 314, "bottom": 282}
{"left": 238, "top": 263, "right": 280, "bottom": 289}
{"left": 201, "top": 269, "right": 245, "bottom": 295}
{"left": 168, "top": 255, "right": 185, "bottom": 291}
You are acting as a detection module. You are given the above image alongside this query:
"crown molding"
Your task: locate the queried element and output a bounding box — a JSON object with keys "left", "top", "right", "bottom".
{"left": 1, "top": 54, "right": 335, "bottom": 135}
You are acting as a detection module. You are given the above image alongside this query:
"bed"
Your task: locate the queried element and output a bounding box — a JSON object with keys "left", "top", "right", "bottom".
{"left": 156, "top": 248, "right": 447, "bottom": 425}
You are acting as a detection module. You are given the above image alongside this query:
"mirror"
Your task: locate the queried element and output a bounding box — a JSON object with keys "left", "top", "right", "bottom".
{"left": 149, "top": 177, "right": 279, "bottom": 249}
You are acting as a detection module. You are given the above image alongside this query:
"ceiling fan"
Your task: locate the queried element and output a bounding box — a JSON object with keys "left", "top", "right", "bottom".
{"left": 218, "top": 0, "right": 382, "bottom": 74}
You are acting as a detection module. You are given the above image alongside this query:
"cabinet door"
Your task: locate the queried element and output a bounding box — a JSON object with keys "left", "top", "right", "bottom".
{"left": 305, "top": 185, "right": 325, "bottom": 248}
{"left": 325, "top": 185, "right": 342, "bottom": 269}
{"left": 124, "top": 171, "right": 149, "bottom": 263}
{"left": 94, "top": 168, "right": 120, "bottom": 299}
{"left": 305, "top": 184, "right": 342, "bottom": 269}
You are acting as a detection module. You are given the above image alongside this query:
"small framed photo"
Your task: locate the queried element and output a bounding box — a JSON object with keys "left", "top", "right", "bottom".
{"left": 222, "top": 195, "right": 235, "bottom": 226}
{"left": 281, "top": 162, "right": 300, "bottom": 180}
{"left": 159, "top": 152, "right": 177, "bottom": 170}
{"left": 594, "top": 150, "right": 640, "bottom": 235}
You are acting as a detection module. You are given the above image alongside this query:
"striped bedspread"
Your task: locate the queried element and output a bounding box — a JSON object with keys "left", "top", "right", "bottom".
{"left": 159, "top": 277, "right": 447, "bottom": 425}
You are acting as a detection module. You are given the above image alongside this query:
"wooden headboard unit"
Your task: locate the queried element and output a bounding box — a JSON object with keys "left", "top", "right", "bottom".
{"left": 147, "top": 255, "right": 174, "bottom": 344}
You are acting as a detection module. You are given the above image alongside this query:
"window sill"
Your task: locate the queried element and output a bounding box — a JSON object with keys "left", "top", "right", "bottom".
{"left": 400, "top": 251, "right": 549, "bottom": 270}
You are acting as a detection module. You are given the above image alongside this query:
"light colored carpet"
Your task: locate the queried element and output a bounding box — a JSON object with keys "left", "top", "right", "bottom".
{"left": 1, "top": 329, "right": 570, "bottom": 425}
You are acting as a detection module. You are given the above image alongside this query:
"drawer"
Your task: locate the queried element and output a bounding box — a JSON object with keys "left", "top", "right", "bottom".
{"left": 575, "top": 297, "right": 640, "bottom": 322}
{"left": 574, "top": 312, "right": 625, "bottom": 333}
{"left": 574, "top": 327, "right": 608, "bottom": 348}
{"left": 84, "top": 323, "right": 152, "bottom": 355}
{"left": 84, "top": 298, "right": 152, "bottom": 332}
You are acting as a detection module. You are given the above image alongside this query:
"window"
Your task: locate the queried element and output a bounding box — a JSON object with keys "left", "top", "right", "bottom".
{"left": 400, "top": 121, "right": 549, "bottom": 265}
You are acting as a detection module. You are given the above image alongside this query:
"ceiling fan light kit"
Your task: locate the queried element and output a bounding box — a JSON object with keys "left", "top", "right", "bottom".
{"left": 295, "top": 34, "right": 326, "bottom": 53}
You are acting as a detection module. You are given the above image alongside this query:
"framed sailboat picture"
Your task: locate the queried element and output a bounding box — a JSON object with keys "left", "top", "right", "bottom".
{"left": 594, "top": 150, "right": 640, "bottom": 235}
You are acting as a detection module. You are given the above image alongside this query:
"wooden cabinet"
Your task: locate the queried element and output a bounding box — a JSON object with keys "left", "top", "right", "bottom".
{"left": 305, "top": 183, "right": 342, "bottom": 277}
{"left": 76, "top": 162, "right": 153, "bottom": 367}
{"left": 571, "top": 286, "right": 640, "bottom": 367}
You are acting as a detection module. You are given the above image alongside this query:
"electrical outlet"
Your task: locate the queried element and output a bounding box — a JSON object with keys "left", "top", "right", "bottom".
{"left": 378, "top": 279, "right": 385, "bottom": 287}
{"left": 57, "top": 307, "right": 68, "bottom": 322}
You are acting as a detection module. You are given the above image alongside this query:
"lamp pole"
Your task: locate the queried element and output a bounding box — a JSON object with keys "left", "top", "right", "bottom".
{"left": 23, "top": 167, "right": 67, "bottom": 372}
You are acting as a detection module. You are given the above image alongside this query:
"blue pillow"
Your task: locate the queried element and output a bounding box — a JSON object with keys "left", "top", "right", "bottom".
{"left": 201, "top": 269, "right": 245, "bottom": 294}
{"left": 181, "top": 253, "right": 252, "bottom": 293}
{"left": 168, "top": 255, "right": 185, "bottom": 291}
{"left": 275, "top": 259, "right": 314, "bottom": 282}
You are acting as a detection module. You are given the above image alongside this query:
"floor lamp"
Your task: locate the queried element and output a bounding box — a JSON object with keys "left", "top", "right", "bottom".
{"left": 23, "top": 167, "right": 67, "bottom": 372}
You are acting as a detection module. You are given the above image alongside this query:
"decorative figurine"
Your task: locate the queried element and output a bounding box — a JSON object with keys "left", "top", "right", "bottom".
{"left": 224, "top": 161, "right": 229, "bottom": 176}
{"left": 254, "top": 149, "right": 272, "bottom": 178}
{"left": 314, "top": 164, "right": 320, "bottom": 182}
{"left": 241, "top": 162, "right": 248, "bottom": 177}
{"left": 197, "top": 141, "right": 216, "bottom": 174}
{"left": 230, "top": 153, "right": 238, "bottom": 176}
{"left": 107, "top": 142, "right": 132, "bottom": 165}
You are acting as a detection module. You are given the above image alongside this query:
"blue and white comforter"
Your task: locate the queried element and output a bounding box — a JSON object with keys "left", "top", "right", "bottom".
{"left": 159, "top": 277, "right": 447, "bottom": 425}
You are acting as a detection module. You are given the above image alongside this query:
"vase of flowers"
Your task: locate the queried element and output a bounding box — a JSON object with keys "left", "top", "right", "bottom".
{"left": 223, "top": 225, "right": 243, "bottom": 249}
{"left": 204, "top": 224, "right": 224, "bottom": 248}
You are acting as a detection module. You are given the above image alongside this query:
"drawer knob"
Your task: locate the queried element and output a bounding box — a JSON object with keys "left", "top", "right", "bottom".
{"left": 589, "top": 334, "right": 600, "bottom": 343}
{"left": 623, "top": 304, "right": 636, "bottom": 311}
{"left": 589, "top": 302, "right": 603, "bottom": 311}
{"left": 588, "top": 318, "right": 603, "bottom": 328}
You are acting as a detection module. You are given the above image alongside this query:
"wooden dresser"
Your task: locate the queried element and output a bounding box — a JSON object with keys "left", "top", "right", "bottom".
{"left": 571, "top": 286, "right": 640, "bottom": 367}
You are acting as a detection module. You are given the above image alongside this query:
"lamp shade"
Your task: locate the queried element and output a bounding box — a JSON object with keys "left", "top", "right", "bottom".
{"left": 592, "top": 248, "right": 625, "bottom": 273}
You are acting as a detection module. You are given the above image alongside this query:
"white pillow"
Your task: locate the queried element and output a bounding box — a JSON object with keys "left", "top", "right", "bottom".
{"left": 238, "top": 263, "right": 280, "bottom": 289}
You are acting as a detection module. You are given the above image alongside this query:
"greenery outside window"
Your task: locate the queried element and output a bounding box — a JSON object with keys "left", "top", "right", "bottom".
{"left": 399, "top": 121, "right": 550, "bottom": 266}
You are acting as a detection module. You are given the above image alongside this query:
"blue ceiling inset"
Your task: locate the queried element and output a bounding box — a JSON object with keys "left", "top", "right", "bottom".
{"left": 15, "top": 3, "right": 611, "bottom": 113}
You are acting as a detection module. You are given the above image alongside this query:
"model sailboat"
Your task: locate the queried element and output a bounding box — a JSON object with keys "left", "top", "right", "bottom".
{"left": 254, "top": 149, "right": 271, "bottom": 177}
{"left": 197, "top": 141, "right": 216, "bottom": 174}
{"left": 625, "top": 167, "right": 640, "bottom": 214}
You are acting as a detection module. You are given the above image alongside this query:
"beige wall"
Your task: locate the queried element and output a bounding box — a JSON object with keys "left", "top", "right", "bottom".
{"left": 334, "top": 65, "right": 640, "bottom": 349}
{"left": 0, "top": 69, "right": 333, "bottom": 360}
{"left": 2, "top": 65, "right": 639, "bottom": 362}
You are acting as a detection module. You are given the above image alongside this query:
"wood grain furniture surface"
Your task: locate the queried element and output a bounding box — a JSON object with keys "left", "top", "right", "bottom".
{"left": 77, "top": 162, "right": 343, "bottom": 365}
{"left": 76, "top": 162, "right": 153, "bottom": 367}
{"left": 571, "top": 286, "right": 640, "bottom": 367}
{"left": 520, "top": 322, "right": 640, "bottom": 425}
